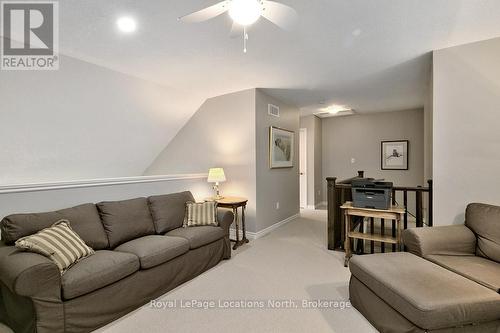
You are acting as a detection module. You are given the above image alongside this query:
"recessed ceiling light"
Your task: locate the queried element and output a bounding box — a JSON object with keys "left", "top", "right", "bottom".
{"left": 117, "top": 16, "right": 137, "bottom": 33}
{"left": 320, "top": 105, "right": 352, "bottom": 114}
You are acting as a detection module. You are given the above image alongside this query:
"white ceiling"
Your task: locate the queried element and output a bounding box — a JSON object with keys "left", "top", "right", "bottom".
{"left": 59, "top": 0, "right": 500, "bottom": 116}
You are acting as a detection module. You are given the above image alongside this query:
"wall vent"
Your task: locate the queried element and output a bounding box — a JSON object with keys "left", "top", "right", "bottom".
{"left": 268, "top": 104, "right": 280, "bottom": 117}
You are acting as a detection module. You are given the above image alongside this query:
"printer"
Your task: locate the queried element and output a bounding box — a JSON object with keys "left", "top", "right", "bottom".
{"left": 351, "top": 178, "right": 393, "bottom": 210}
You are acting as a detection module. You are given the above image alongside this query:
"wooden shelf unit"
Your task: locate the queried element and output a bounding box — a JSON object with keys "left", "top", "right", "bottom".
{"left": 341, "top": 202, "right": 405, "bottom": 267}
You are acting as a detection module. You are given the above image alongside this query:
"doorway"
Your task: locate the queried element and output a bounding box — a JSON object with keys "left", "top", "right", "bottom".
{"left": 299, "top": 128, "right": 307, "bottom": 209}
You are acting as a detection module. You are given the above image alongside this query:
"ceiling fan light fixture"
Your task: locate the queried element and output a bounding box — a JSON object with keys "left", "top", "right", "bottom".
{"left": 320, "top": 105, "right": 352, "bottom": 114}
{"left": 228, "top": 0, "right": 262, "bottom": 26}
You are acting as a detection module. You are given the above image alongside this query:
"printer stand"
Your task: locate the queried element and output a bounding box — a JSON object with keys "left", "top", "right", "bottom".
{"left": 341, "top": 201, "right": 405, "bottom": 267}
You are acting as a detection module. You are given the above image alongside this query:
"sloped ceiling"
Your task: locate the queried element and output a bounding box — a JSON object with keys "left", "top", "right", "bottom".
{"left": 2, "top": 0, "right": 500, "bottom": 183}
{"left": 59, "top": 0, "right": 500, "bottom": 113}
{"left": 0, "top": 55, "right": 197, "bottom": 184}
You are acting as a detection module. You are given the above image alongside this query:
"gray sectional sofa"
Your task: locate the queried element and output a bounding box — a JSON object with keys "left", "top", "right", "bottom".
{"left": 349, "top": 203, "right": 500, "bottom": 332}
{"left": 0, "top": 191, "right": 233, "bottom": 333}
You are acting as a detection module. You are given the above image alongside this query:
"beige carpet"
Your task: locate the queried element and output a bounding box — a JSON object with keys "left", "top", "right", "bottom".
{"left": 93, "top": 209, "right": 377, "bottom": 333}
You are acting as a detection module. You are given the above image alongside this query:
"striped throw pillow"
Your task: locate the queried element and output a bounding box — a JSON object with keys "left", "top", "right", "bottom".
{"left": 15, "top": 220, "right": 94, "bottom": 274}
{"left": 185, "top": 201, "right": 218, "bottom": 227}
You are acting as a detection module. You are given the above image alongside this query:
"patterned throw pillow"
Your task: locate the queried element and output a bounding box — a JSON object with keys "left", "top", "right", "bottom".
{"left": 15, "top": 220, "right": 94, "bottom": 274}
{"left": 185, "top": 201, "right": 218, "bottom": 227}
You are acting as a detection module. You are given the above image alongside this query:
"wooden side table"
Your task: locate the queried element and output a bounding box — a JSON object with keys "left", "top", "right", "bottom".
{"left": 341, "top": 202, "right": 405, "bottom": 267}
{"left": 208, "top": 196, "right": 249, "bottom": 250}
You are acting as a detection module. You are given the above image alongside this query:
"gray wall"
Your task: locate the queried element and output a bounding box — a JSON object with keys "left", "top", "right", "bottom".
{"left": 0, "top": 54, "right": 199, "bottom": 185}
{"left": 255, "top": 89, "right": 300, "bottom": 231}
{"left": 424, "top": 60, "right": 434, "bottom": 181}
{"left": 322, "top": 109, "right": 425, "bottom": 212}
{"left": 0, "top": 178, "right": 212, "bottom": 231}
{"left": 146, "top": 88, "right": 300, "bottom": 234}
{"left": 322, "top": 109, "right": 424, "bottom": 185}
{"left": 433, "top": 37, "right": 500, "bottom": 225}
{"left": 313, "top": 116, "right": 323, "bottom": 206}
{"left": 299, "top": 115, "right": 323, "bottom": 207}
{"left": 145, "top": 89, "right": 258, "bottom": 231}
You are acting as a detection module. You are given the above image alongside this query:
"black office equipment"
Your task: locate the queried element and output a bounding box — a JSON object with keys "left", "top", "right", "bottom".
{"left": 351, "top": 178, "right": 393, "bottom": 210}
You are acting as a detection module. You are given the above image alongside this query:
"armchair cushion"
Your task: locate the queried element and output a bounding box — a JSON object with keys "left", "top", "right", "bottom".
{"left": 403, "top": 225, "right": 476, "bottom": 258}
{"left": 426, "top": 254, "right": 500, "bottom": 293}
{"left": 466, "top": 203, "right": 500, "bottom": 263}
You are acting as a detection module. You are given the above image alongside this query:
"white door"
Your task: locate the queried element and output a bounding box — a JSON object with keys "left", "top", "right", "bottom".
{"left": 299, "top": 128, "right": 307, "bottom": 209}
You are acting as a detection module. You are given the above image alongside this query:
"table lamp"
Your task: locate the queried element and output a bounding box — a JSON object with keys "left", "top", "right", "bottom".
{"left": 207, "top": 168, "right": 226, "bottom": 199}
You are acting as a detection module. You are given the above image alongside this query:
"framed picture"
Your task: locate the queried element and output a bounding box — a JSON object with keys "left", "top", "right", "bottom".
{"left": 381, "top": 140, "right": 409, "bottom": 170}
{"left": 269, "top": 126, "right": 294, "bottom": 169}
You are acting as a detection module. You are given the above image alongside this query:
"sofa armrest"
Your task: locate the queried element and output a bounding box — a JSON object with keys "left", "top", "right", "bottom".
{"left": 0, "top": 246, "right": 61, "bottom": 297}
{"left": 217, "top": 209, "right": 234, "bottom": 236}
{"left": 403, "top": 225, "right": 477, "bottom": 258}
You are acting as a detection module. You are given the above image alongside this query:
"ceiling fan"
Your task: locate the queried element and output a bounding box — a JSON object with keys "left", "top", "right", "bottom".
{"left": 179, "top": 0, "right": 298, "bottom": 53}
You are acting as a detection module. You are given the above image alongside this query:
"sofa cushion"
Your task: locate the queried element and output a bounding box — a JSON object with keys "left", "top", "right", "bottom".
{"left": 466, "top": 203, "right": 500, "bottom": 263}
{"left": 166, "top": 226, "right": 225, "bottom": 249}
{"left": 1, "top": 203, "right": 108, "bottom": 250}
{"left": 350, "top": 252, "right": 500, "bottom": 330}
{"left": 114, "top": 235, "right": 189, "bottom": 269}
{"left": 148, "top": 191, "right": 195, "bottom": 233}
{"left": 426, "top": 254, "right": 500, "bottom": 293}
{"left": 62, "top": 250, "right": 139, "bottom": 300}
{"left": 97, "top": 198, "right": 155, "bottom": 248}
{"left": 15, "top": 220, "right": 95, "bottom": 274}
{"left": 185, "top": 201, "right": 218, "bottom": 227}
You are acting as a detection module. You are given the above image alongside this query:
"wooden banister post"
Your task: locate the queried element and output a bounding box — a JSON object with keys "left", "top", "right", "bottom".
{"left": 416, "top": 186, "right": 423, "bottom": 227}
{"left": 327, "top": 177, "right": 337, "bottom": 250}
{"left": 427, "top": 179, "right": 433, "bottom": 227}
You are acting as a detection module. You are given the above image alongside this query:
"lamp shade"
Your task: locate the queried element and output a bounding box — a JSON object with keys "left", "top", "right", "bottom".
{"left": 207, "top": 168, "right": 226, "bottom": 183}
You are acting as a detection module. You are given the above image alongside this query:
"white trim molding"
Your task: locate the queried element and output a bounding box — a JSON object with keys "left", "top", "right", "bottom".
{"left": 230, "top": 213, "right": 300, "bottom": 240}
{"left": 0, "top": 173, "right": 208, "bottom": 194}
{"left": 315, "top": 201, "right": 327, "bottom": 209}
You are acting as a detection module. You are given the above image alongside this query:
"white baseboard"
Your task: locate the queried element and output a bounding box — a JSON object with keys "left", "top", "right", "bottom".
{"left": 303, "top": 202, "right": 326, "bottom": 210}
{"left": 229, "top": 213, "right": 300, "bottom": 241}
{"left": 315, "top": 201, "right": 327, "bottom": 209}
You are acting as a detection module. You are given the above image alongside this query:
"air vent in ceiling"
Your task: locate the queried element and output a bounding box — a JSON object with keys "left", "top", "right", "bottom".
{"left": 268, "top": 104, "right": 280, "bottom": 117}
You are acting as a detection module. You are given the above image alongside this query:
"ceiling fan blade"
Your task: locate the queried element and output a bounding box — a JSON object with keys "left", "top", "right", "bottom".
{"left": 261, "top": 1, "right": 298, "bottom": 30}
{"left": 229, "top": 22, "right": 244, "bottom": 38}
{"left": 179, "top": 1, "right": 229, "bottom": 23}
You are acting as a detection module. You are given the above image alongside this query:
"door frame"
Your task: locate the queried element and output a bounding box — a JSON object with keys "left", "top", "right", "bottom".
{"left": 299, "top": 128, "right": 308, "bottom": 209}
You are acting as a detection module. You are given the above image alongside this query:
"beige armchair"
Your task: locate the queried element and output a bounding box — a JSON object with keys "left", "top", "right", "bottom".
{"left": 404, "top": 203, "right": 500, "bottom": 292}
{"left": 349, "top": 203, "right": 500, "bottom": 332}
